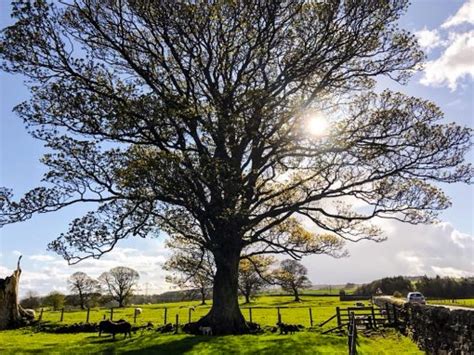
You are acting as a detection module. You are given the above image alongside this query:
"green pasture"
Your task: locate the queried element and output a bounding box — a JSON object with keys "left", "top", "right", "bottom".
{"left": 427, "top": 298, "right": 474, "bottom": 308}
{"left": 0, "top": 328, "right": 421, "bottom": 354}
{"left": 0, "top": 296, "right": 423, "bottom": 354}
{"left": 37, "top": 296, "right": 360, "bottom": 327}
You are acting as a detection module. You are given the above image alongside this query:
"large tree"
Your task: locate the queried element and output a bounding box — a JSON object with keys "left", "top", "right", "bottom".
{"left": 68, "top": 272, "right": 99, "bottom": 309}
{"left": 0, "top": 1, "right": 472, "bottom": 333}
{"left": 99, "top": 266, "right": 139, "bottom": 308}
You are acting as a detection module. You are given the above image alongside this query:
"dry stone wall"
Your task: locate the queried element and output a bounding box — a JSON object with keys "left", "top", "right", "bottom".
{"left": 374, "top": 296, "right": 473, "bottom": 354}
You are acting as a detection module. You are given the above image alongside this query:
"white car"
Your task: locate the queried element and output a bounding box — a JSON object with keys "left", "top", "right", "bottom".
{"left": 406, "top": 292, "right": 426, "bottom": 304}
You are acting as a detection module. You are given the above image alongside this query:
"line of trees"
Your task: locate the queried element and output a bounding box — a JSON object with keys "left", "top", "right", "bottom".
{"left": 353, "top": 276, "right": 414, "bottom": 296}
{"left": 21, "top": 257, "right": 313, "bottom": 309}
{"left": 416, "top": 276, "right": 474, "bottom": 299}
{"left": 353, "top": 275, "right": 474, "bottom": 299}
{"left": 21, "top": 266, "right": 141, "bottom": 310}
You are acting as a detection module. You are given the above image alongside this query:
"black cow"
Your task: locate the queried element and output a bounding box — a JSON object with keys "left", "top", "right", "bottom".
{"left": 98, "top": 319, "right": 132, "bottom": 340}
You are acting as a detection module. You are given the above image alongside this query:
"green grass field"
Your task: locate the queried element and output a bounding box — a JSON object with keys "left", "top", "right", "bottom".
{"left": 0, "top": 296, "right": 422, "bottom": 354}
{"left": 427, "top": 298, "right": 474, "bottom": 308}
{"left": 38, "top": 295, "right": 358, "bottom": 327}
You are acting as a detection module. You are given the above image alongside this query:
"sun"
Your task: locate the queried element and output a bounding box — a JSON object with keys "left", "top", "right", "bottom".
{"left": 306, "top": 114, "right": 329, "bottom": 137}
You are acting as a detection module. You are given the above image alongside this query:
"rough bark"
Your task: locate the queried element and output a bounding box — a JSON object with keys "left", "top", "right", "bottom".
{"left": 0, "top": 256, "right": 27, "bottom": 330}
{"left": 197, "top": 248, "right": 248, "bottom": 334}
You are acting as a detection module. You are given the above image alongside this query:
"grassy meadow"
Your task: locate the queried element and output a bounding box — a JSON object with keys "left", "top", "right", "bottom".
{"left": 0, "top": 295, "right": 423, "bottom": 354}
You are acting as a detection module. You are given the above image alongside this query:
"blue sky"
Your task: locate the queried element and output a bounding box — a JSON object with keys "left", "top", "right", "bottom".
{"left": 1, "top": 0, "right": 473, "bottom": 296}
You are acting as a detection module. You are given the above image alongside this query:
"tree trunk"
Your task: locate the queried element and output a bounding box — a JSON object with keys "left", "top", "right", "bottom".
{"left": 244, "top": 293, "right": 250, "bottom": 304}
{"left": 79, "top": 290, "right": 85, "bottom": 310}
{"left": 293, "top": 287, "right": 300, "bottom": 302}
{"left": 0, "top": 256, "right": 27, "bottom": 330}
{"left": 200, "top": 287, "right": 206, "bottom": 305}
{"left": 197, "top": 248, "right": 248, "bottom": 334}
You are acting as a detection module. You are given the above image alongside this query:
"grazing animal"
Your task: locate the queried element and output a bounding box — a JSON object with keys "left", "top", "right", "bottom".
{"left": 22, "top": 308, "right": 36, "bottom": 320}
{"left": 199, "top": 326, "right": 213, "bottom": 336}
{"left": 134, "top": 308, "right": 142, "bottom": 316}
{"left": 276, "top": 322, "right": 300, "bottom": 335}
{"left": 247, "top": 322, "right": 262, "bottom": 333}
{"left": 157, "top": 323, "right": 174, "bottom": 333}
{"left": 98, "top": 319, "right": 132, "bottom": 340}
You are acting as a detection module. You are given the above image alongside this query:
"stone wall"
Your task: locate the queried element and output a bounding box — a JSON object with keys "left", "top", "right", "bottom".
{"left": 374, "top": 296, "right": 473, "bottom": 354}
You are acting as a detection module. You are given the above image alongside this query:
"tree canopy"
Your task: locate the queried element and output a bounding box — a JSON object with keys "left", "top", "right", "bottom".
{"left": 99, "top": 266, "right": 139, "bottom": 307}
{"left": 0, "top": 0, "right": 471, "bottom": 333}
{"left": 68, "top": 271, "right": 99, "bottom": 309}
{"left": 272, "top": 259, "right": 312, "bottom": 301}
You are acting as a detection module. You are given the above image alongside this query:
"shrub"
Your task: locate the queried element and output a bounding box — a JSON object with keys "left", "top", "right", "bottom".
{"left": 393, "top": 291, "right": 403, "bottom": 298}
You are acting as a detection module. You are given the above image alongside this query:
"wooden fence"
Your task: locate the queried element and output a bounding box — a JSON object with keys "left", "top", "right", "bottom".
{"left": 34, "top": 305, "right": 318, "bottom": 327}
{"left": 347, "top": 312, "right": 358, "bottom": 355}
{"left": 320, "top": 306, "right": 386, "bottom": 334}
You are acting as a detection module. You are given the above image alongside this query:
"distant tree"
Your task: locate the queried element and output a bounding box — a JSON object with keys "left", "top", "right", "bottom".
{"left": 416, "top": 275, "right": 474, "bottom": 299}
{"left": 44, "top": 291, "right": 65, "bottom": 311}
{"left": 393, "top": 290, "right": 403, "bottom": 298}
{"left": 355, "top": 276, "right": 413, "bottom": 296}
{"left": 164, "top": 236, "right": 214, "bottom": 305}
{"left": 1, "top": 0, "right": 472, "bottom": 334}
{"left": 99, "top": 267, "right": 139, "bottom": 307}
{"left": 68, "top": 272, "right": 99, "bottom": 309}
{"left": 272, "top": 260, "right": 312, "bottom": 302}
{"left": 238, "top": 256, "right": 274, "bottom": 304}
{"left": 20, "top": 290, "right": 40, "bottom": 309}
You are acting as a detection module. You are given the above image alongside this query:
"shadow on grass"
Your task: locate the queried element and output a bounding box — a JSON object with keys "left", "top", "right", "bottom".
{"left": 120, "top": 332, "right": 344, "bottom": 355}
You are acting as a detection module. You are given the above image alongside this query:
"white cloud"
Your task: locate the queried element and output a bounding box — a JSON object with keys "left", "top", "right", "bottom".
{"left": 303, "top": 220, "right": 474, "bottom": 285}
{"left": 29, "top": 254, "right": 56, "bottom": 262}
{"left": 442, "top": 0, "right": 474, "bottom": 28}
{"left": 415, "top": 27, "right": 444, "bottom": 52}
{"left": 420, "top": 31, "right": 474, "bottom": 90}
{"left": 12, "top": 250, "right": 22, "bottom": 256}
{"left": 431, "top": 266, "right": 473, "bottom": 278}
{"left": 1, "top": 241, "right": 172, "bottom": 297}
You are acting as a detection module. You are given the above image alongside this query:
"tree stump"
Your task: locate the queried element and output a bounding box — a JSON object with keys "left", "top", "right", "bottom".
{"left": 0, "top": 256, "right": 29, "bottom": 329}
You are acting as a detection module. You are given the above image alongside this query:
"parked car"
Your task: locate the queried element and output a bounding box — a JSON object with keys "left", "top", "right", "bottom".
{"left": 406, "top": 292, "right": 426, "bottom": 304}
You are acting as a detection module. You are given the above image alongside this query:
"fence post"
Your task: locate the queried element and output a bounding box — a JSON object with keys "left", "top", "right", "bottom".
{"left": 347, "top": 313, "right": 352, "bottom": 352}
{"left": 86, "top": 308, "right": 90, "bottom": 323}
{"left": 385, "top": 303, "right": 390, "bottom": 323}
{"left": 277, "top": 307, "right": 281, "bottom": 323}
{"left": 249, "top": 308, "right": 253, "bottom": 323}
{"left": 188, "top": 308, "right": 193, "bottom": 323}
{"left": 39, "top": 308, "right": 44, "bottom": 322}
{"left": 110, "top": 308, "right": 114, "bottom": 321}
{"left": 134, "top": 309, "right": 137, "bottom": 324}
{"left": 392, "top": 304, "right": 398, "bottom": 327}
{"left": 174, "top": 314, "right": 179, "bottom": 334}
{"left": 309, "top": 308, "right": 313, "bottom": 327}
{"left": 371, "top": 306, "right": 377, "bottom": 328}
{"left": 164, "top": 308, "right": 167, "bottom": 324}
{"left": 60, "top": 308, "right": 64, "bottom": 322}
{"left": 336, "top": 307, "right": 341, "bottom": 327}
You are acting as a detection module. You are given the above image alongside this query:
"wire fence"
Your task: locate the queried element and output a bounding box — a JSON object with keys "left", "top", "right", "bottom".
{"left": 36, "top": 305, "right": 328, "bottom": 327}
